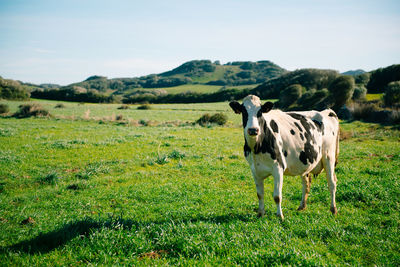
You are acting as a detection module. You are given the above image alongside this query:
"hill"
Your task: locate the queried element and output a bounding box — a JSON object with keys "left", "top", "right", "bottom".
{"left": 251, "top": 68, "right": 340, "bottom": 99}
{"left": 63, "top": 60, "right": 286, "bottom": 94}
{"left": 342, "top": 69, "right": 366, "bottom": 76}
{"left": 30, "top": 60, "right": 287, "bottom": 103}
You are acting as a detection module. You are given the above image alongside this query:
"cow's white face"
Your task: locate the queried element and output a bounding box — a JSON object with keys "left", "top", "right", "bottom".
{"left": 230, "top": 95, "right": 274, "bottom": 144}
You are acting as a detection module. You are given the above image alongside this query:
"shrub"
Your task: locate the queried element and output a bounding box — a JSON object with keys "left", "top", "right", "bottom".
{"left": 14, "top": 103, "right": 50, "bottom": 118}
{"left": 117, "top": 104, "right": 129, "bottom": 110}
{"left": 196, "top": 113, "right": 212, "bottom": 126}
{"left": 197, "top": 113, "right": 228, "bottom": 126}
{"left": 352, "top": 86, "right": 367, "bottom": 101}
{"left": 37, "top": 172, "right": 59, "bottom": 185}
{"left": 383, "top": 81, "right": 400, "bottom": 107}
{"left": 210, "top": 113, "right": 228, "bottom": 125}
{"left": 137, "top": 104, "right": 151, "bottom": 110}
{"left": 0, "top": 103, "right": 9, "bottom": 114}
{"left": 352, "top": 102, "right": 381, "bottom": 121}
{"left": 169, "top": 150, "right": 186, "bottom": 159}
{"left": 55, "top": 103, "right": 66, "bottom": 108}
{"left": 329, "top": 75, "right": 355, "bottom": 111}
{"left": 278, "top": 84, "right": 302, "bottom": 109}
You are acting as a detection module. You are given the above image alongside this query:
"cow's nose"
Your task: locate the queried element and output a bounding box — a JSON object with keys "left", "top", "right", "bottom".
{"left": 247, "top": 127, "right": 259, "bottom": 136}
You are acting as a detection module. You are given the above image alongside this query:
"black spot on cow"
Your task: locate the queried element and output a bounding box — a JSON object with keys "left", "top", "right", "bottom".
{"left": 299, "top": 151, "right": 307, "bottom": 165}
{"left": 290, "top": 129, "right": 295, "bottom": 135}
{"left": 251, "top": 115, "right": 284, "bottom": 168}
{"left": 294, "top": 122, "right": 303, "bottom": 132}
{"left": 332, "top": 131, "right": 335, "bottom": 136}
{"left": 328, "top": 112, "right": 337, "bottom": 118}
{"left": 241, "top": 108, "right": 248, "bottom": 128}
{"left": 288, "top": 113, "right": 320, "bottom": 165}
{"left": 300, "top": 133, "right": 304, "bottom": 141}
{"left": 284, "top": 150, "right": 288, "bottom": 157}
{"left": 270, "top": 120, "right": 279, "bottom": 133}
{"left": 312, "top": 119, "right": 324, "bottom": 134}
{"left": 288, "top": 113, "right": 313, "bottom": 135}
{"left": 256, "top": 109, "right": 263, "bottom": 118}
{"left": 244, "top": 139, "right": 251, "bottom": 157}
{"left": 299, "top": 140, "right": 319, "bottom": 165}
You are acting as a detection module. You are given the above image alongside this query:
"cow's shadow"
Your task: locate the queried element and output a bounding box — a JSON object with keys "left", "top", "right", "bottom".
{"left": 4, "top": 213, "right": 256, "bottom": 255}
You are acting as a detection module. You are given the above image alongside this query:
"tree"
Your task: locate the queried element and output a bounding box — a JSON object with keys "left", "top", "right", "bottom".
{"left": 278, "top": 84, "right": 302, "bottom": 109}
{"left": 367, "top": 64, "right": 400, "bottom": 93}
{"left": 383, "top": 81, "right": 400, "bottom": 107}
{"left": 352, "top": 85, "right": 367, "bottom": 101}
{"left": 328, "top": 75, "right": 355, "bottom": 111}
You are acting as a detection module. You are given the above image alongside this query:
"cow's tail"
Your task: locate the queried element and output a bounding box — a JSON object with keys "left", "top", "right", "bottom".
{"left": 335, "top": 124, "right": 340, "bottom": 166}
{"left": 330, "top": 110, "right": 340, "bottom": 167}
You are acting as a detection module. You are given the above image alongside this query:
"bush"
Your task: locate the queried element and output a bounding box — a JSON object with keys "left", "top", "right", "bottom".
{"left": 117, "top": 104, "right": 129, "bottom": 110}
{"left": 137, "top": 104, "right": 151, "bottom": 110}
{"left": 197, "top": 113, "right": 228, "bottom": 126}
{"left": 14, "top": 103, "right": 50, "bottom": 118}
{"left": 0, "top": 103, "right": 9, "bottom": 114}
{"left": 383, "top": 81, "right": 400, "bottom": 107}
{"left": 352, "top": 86, "right": 367, "bottom": 101}
{"left": 352, "top": 102, "right": 381, "bottom": 121}
{"left": 328, "top": 75, "right": 355, "bottom": 111}
{"left": 278, "top": 84, "right": 302, "bottom": 109}
{"left": 37, "top": 172, "right": 59, "bottom": 185}
{"left": 55, "top": 103, "right": 66, "bottom": 108}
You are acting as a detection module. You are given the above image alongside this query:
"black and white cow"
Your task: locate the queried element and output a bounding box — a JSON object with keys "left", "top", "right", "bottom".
{"left": 230, "top": 95, "right": 340, "bottom": 219}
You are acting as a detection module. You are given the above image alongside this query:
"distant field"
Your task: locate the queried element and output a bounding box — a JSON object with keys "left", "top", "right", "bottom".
{"left": 0, "top": 100, "right": 399, "bottom": 265}
{"left": 123, "top": 83, "right": 257, "bottom": 95}
{"left": 0, "top": 99, "right": 242, "bottom": 125}
{"left": 366, "top": 93, "right": 383, "bottom": 101}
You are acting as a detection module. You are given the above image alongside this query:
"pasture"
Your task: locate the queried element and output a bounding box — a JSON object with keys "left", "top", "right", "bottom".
{"left": 0, "top": 99, "right": 399, "bottom": 266}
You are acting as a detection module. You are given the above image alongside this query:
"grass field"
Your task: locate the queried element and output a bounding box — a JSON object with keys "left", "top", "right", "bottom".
{"left": 366, "top": 93, "right": 383, "bottom": 101}
{"left": 122, "top": 83, "right": 257, "bottom": 95}
{"left": 0, "top": 100, "right": 399, "bottom": 265}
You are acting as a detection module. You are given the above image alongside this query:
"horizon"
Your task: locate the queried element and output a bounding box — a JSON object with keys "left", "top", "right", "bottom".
{"left": 1, "top": 0, "right": 400, "bottom": 85}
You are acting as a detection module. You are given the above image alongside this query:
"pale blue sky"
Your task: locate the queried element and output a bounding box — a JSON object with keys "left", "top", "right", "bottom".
{"left": 0, "top": 0, "right": 399, "bottom": 85}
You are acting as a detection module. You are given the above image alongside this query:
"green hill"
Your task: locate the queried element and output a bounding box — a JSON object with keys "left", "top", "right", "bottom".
{"left": 61, "top": 59, "right": 286, "bottom": 95}
{"left": 30, "top": 59, "right": 287, "bottom": 103}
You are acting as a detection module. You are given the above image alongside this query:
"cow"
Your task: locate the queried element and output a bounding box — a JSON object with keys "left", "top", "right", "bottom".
{"left": 229, "top": 95, "right": 339, "bottom": 220}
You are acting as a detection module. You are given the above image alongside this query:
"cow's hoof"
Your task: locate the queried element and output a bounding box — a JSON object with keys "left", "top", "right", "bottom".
{"left": 276, "top": 213, "right": 284, "bottom": 221}
{"left": 297, "top": 204, "right": 306, "bottom": 211}
{"left": 257, "top": 211, "right": 265, "bottom": 218}
{"left": 330, "top": 207, "right": 338, "bottom": 215}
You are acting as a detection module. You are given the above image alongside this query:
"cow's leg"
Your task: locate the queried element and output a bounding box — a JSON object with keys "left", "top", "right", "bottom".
{"left": 272, "top": 167, "right": 284, "bottom": 220}
{"left": 253, "top": 174, "right": 265, "bottom": 217}
{"left": 298, "top": 173, "right": 311, "bottom": 211}
{"left": 323, "top": 155, "right": 337, "bottom": 215}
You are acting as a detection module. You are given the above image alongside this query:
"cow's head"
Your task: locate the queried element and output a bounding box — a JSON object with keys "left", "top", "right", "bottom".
{"left": 230, "top": 95, "right": 273, "bottom": 142}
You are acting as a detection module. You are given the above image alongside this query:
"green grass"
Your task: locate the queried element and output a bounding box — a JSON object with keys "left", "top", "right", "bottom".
{"left": 366, "top": 93, "right": 383, "bottom": 101}
{"left": 0, "top": 100, "right": 399, "bottom": 265}
{"left": 151, "top": 84, "right": 223, "bottom": 94}
{"left": 123, "top": 83, "right": 257, "bottom": 95}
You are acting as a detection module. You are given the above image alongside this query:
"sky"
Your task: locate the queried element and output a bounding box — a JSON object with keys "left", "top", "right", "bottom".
{"left": 0, "top": 0, "right": 399, "bottom": 85}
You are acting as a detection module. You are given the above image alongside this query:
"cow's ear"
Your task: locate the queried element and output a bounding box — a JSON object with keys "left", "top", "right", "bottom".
{"left": 229, "top": 101, "right": 242, "bottom": 114}
{"left": 261, "top": 101, "right": 274, "bottom": 113}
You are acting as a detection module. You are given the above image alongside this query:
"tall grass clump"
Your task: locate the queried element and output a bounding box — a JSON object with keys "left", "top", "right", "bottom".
{"left": 37, "top": 171, "right": 60, "bottom": 185}
{"left": 196, "top": 113, "right": 228, "bottom": 126}
{"left": 0, "top": 103, "right": 10, "bottom": 114}
{"left": 137, "top": 104, "right": 152, "bottom": 110}
{"left": 55, "top": 103, "right": 66, "bottom": 108}
{"left": 13, "top": 103, "right": 50, "bottom": 118}
{"left": 117, "top": 104, "right": 130, "bottom": 110}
